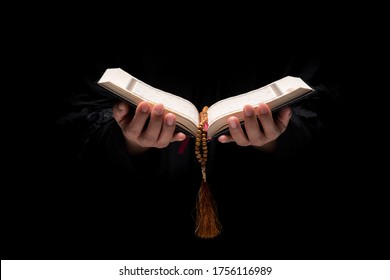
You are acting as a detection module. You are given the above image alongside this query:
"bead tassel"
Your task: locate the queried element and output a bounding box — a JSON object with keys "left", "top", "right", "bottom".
{"left": 195, "top": 106, "right": 222, "bottom": 238}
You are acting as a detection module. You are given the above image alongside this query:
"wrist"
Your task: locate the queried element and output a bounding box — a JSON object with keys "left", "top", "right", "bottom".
{"left": 126, "top": 140, "right": 150, "bottom": 155}
{"left": 253, "top": 140, "right": 277, "bottom": 153}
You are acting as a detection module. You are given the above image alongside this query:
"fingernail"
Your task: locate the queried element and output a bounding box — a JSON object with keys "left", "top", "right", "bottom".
{"left": 166, "top": 115, "right": 174, "bottom": 126}
{"left": 258, "top": 104, "right": 268, "bottom": 115}
{"left": 178, "top": 133, "right": 187, "bottom": 141}
{"left": 244, "top": 106, "right": 254, "bottom": 117}
{"left": 228, "top": 119, "right": 237, "bottom": 129}
{"left": 141, "top": 103, "right": 149, "bottom": 113}
{"left": 118, "top": 103, "right": 126, "bottom": 111}
{"left": 218, "top": 136, "right": 226, "bottom": 143}
{"left": 155, "top": 105, "right": 164, "bottom": 116}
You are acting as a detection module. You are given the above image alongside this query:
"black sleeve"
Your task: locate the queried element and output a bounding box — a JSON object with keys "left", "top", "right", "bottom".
{"left": 54, "top": 57, "right": 167, "bottom": 185}
{"left": 208, "top": 52, "right": 345, "bottom": 187}
{"left": 273, "top": 52, "right": 344, "bottom": 163}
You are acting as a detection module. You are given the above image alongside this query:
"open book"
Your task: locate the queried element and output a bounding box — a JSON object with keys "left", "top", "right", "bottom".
{"left": 97, "top": 68, "right": 315, "bottom": 139}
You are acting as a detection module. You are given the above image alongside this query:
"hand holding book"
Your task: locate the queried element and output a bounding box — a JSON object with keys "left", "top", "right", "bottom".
{"left": 97, "top": 68, "right": 315, "bottom": 140}
{"left": 112, "top": 101, "right": 187, "bottom": 155}
{"left": 218, "top": 103, "right": 292, "bottom": 150}
{"left": 99, "top": 68, "right": 315, "bottom": 238}
{"left": 111, "top": 96, "right": 292, "bottom": 238}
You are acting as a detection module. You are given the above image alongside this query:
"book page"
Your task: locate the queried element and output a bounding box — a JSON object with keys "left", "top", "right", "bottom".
{"left": 207, "top": 76, "right": 311, "bottom": 127}
{"left": 207, "top": 85, "right": 277, "bottom": 126}
{"left": 98, "top": 68, "right": 200, "bottom": 128}
{"left": 272, "top": 76, "right": 311, "bottom": 95}
{"left": 131, "top": 81, "right": 200, "bottom": 126}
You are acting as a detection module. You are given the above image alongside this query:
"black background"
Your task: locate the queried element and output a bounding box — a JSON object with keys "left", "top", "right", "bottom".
{"left": 3, "top": 6, "right": 388, "bottom": 260}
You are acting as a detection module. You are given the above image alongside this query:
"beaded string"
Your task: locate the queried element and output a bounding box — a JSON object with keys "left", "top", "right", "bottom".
{"left": 195, "top": 107, "right": 209, "bottom": 183}
{"left": 194, "top": 106, "right": 221, "bottom": 238}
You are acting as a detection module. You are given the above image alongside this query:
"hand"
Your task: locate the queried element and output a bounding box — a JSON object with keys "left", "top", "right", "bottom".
{"left": 113, "top": 101, "right": 186, "bottom": 155}
{"left": 218, "top": 103, "right": 292, "bottom": 152}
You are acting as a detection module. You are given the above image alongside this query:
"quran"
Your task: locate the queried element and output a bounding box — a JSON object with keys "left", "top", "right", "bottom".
{"left": 97, "top": 68, "right": 315, "bottom": 139}
{"left": 97, "top": 68, "right": 316, "bottom": 238}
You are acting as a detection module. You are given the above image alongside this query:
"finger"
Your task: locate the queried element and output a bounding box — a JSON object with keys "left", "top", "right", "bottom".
{"left": 218, "top": 134, "right": 234, "bottom": 143}
{"left": 124, "top": 101, "right": 151, "bottom": 138}
{"left": 172, "top": 132, "right": 187, "bottom": 142}
{"left": 113, "top": 102, "right": 131, "bottom": 126}
{"left": 139, "top": 103, "right": 165, "bottom": 146}
{"left": 257, "top": 103, "right": 280, "bottom": 141}
{"left": 155, "top": 113, "right": 178, "bottom": 148}
{"left": 243, "top": 105, "right": 264, "bottom": 144}
{"left": 275, "top": 106, "right": 292, "bottom": 132}
{"left": 227, "top": 116, "right": 250, "bottom": 146}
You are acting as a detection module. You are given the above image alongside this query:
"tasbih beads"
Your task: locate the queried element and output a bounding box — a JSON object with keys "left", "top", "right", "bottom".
{"left": 195, "top": 106, "right": 209, "bottom": 182}
{"left": 194, "top": 106, "right": 221, "bottom": 239}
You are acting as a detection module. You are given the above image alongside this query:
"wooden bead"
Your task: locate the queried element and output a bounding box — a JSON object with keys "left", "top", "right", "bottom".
{"left": 196, "top": 106, "right": 210, "bottom": 179}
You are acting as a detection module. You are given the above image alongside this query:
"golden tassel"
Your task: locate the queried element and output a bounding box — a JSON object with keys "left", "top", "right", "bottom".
{"left": 194, "top": 106, "right": 222, "bottom": 238}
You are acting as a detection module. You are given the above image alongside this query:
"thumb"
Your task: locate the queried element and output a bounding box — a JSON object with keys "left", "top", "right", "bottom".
{"left": 113, "top": 101, "right": 131, "bottom": 124}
